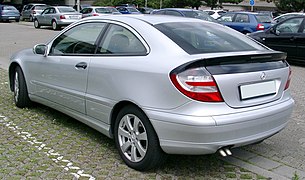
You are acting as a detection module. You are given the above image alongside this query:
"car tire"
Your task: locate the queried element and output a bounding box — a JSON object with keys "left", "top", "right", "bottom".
{"left": 13, "top": 66, "right": 32, "bottom": 108}
{"left": 34, "top": 19, "right": 40, "bottom": 28}
{"left": 52, "top": 20, "right": 59, "bottom": 30}
{"left": 114, "top": 105, "right": 166, "bottom": 171}
{"left": 16, "top": 19, "right": 19, "bottom": 22}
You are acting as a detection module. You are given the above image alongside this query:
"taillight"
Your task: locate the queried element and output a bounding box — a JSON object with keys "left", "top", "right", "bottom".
{"left": 93, "top": 13, "right": 99, "bottom": 16}
{"left": 256, "top": 24, "right": 265, "bottom": 30}
{"left": 60, "top": 15, "right": 65, "bottom": 19}
{"left": 284, "top": 67, "right": 292, "bottom": 90}
{"left": 170, "top": 67, "right": 223, "bottom": 102}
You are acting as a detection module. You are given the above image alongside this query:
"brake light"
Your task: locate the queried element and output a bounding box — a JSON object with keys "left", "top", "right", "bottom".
{"left": 170, "top": 67, "right": 223, "bottom": 102}
{"left": 60, "top": 15, "right": 65, "bottom": 19}
{"left": 93, "top": 13, "right": 99, "bottom": 16}
{"left": 284, "top": 67, "right": 292, "bottom": 90}
{"left": 256, "top": 24, "right": 265, "bottom": 30}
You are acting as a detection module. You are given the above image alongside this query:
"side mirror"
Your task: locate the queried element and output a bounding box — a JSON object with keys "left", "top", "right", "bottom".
{"left": 33, "top": 44, "right": 48, "bottom": 56}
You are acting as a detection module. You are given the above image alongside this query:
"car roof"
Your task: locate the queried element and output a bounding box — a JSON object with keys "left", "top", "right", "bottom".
{"left": 226, "top": 11, "right": 266, "bottom": 15}
{"left": 161, "top": 8, "right": 199, "bottom": 12}
{"left": 81, "top": 14, "right": 205, "bottom": 25}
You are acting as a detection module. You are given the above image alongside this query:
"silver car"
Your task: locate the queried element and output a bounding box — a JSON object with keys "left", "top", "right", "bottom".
{"left": 20, "top": 3, "right": 49, "bottom": 21}
{"left": 80, "top": 6, "right": 121, "bottom": 18}
{"left": 9, "top": 15, "right": 294, "bottom": 171}
{"left": 33, "top": 6, "right": 82, "bottom": 30}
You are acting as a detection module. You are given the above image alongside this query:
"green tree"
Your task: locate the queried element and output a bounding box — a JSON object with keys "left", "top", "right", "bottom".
{"left": 273, "top": 0, "right": 305, "bottom": 12}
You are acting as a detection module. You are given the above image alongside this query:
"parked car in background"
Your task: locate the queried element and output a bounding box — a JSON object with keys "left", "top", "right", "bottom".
{"left": 202, "top": 9, "right": 227, "bottom": 19}
{"left": 81, "top": 6, "right": 121, "bottom": 18}
{"left": 33, "top": 6, "right": 82, "bottom": 30}
{"left": 249, "top": 16, "right": 305, "bottom": 65}
{"left": 116, "top": 6, "right": 141, "bottom": 14}
{"left": 137, "top": 7, "right": 153, "bottom": 14}
{"left": 218, "top": 12, "right": 274, "bottom": 34}
{"left": 9, "top": 15, "right": 294, "bottom": 171}
{"left": 0, "top": 4, "right": 20, "bottom": 22}
{"left": 151, "top": 8, "right": 217, "bottom": 23}
{"left": 20, "top": 3, "right": 48, "bottom": 21}
{"left": 273, "top": 12, "right": 305, "bottom": 23}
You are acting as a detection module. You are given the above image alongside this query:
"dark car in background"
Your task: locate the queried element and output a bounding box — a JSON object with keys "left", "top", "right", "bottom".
{"left": 0, "top": 5, "right": 20, "bottom": 22}
{"left": 137, "top": 7, "right": 153, "bottom": 14}
{"left": 249, "top": 16, "right": 305, "bottom": 65}
{"left": 20, "top": 3, "right": 48, "bottom": 21}
{"left": 151, "top": 8, "right": 217, "bottom": 23}
{"left": 218, "top": 12, "right": 274, "bottom": 34}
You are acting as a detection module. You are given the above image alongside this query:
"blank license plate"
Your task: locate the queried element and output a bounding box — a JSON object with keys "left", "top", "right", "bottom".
{"left": 240, "top": 81, "right": 276, "bottom": 100}
{"left": 69, "top": 16, "right": 79, "bottom": 19}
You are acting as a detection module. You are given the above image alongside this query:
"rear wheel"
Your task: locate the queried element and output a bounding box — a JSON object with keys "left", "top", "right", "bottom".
{"left": 13, "top": 66, "right": 32, "bottom": 108}
{"left": 114, "top": 105, "right": 166, "bottom": 171}
{"left": 34, "top": 19, "right": 40, "bottom": 28}
{"left": 52, "top": 20, "right": 59, "bottom": 30}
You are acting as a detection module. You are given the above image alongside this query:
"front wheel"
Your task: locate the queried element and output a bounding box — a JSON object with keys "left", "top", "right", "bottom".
{"left": 114, "top": 105, "right": 166, "bottom": 171}
{"left": 13, "top": 66, "right": 32, "bottom": 108}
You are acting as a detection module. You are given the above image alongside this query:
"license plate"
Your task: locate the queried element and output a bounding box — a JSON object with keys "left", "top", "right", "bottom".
{"left": 8, "top": 17, "right": 14, "bottom": 19}
{"left": 240, "top": 81, "right": 276, "bottom": 100}
{"left": 69, "top": 16, "right": 79, "bottom": 19}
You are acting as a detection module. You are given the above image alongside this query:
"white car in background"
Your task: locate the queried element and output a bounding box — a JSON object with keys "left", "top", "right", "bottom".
{"left": 202, "top": 9, "right": 227, "bottom": 19}
{"left": 274, "top": 12, "right": 305, "bottom": 23}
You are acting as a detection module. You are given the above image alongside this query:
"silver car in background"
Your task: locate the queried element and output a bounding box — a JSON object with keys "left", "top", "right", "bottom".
{"left": 0, "top": 5, "right": 20, "bottom": 22}
{"left": 20, "top": 3, "right": 48, "bottom": 21}
{"left": 9, "top": 15, "right": 294, "bottom": 171}
{"left": 80, "top": 6, "right": 121, "bottom": 18}
{"left": 33, "top": 6, "right": 82, "bottom": 30}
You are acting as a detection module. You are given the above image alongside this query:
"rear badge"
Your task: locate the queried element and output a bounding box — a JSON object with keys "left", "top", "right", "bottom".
{"left": 260, "top": 72, "right": 266, "bottom": 80}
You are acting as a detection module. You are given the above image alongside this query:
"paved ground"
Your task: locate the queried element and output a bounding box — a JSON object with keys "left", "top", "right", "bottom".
{"left": 0, "top": 21, "right": 304, "bottom": 179}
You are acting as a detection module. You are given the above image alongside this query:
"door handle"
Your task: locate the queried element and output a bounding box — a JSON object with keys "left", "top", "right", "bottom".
{"left": 75, "top": 62, "right": 87, "bottom": 69}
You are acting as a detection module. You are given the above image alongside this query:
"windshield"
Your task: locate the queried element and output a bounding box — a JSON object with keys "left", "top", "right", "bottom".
{"left": 127, "top": 7, "right": 139, "bottom": 12}
{"left": 183, "top": 11, "right": 216, "bottom": 22}
{"left": 256, "top": 15, "right": 272, "bottom": 23}
{"left": 155, "top": 22, "right": 267, "bottom": 54}
{"left": 96, "top": 8, "right": 112, "bottom": 13}
{"left": 58, "top": 7, "right": 76, "bottom": 13}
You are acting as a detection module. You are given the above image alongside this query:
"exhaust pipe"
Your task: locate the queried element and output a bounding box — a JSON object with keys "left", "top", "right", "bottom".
{"left": 218, "top": 148, "right": 232, "bottom": 157}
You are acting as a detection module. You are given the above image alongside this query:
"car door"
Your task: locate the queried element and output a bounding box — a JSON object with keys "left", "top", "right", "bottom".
{"left": 294, "top": 18, "right": 305, "bottom": 63}
{"left": 263, "top": 17, "right": 304, "bottom": 60}
{"left": 231, "top": 13, "right": 251, "bottom": 33}
{"left": 39, "top": 8, "right": 50, "bottom": 24}
{"left": 31, "top": 22, "right": 106, "bottom": 114}
{"left": 43, "top": 7, "right": 56, "bottom": 25}
{"left": 86, "top": 23, "right": 148, "bottom": 124}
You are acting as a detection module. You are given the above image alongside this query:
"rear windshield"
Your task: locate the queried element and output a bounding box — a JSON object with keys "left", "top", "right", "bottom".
{"left": 34, "top": 5, "right": 48, "bottom": 10}
{"left": 2, "top": 6, "right": 17, "bottom": 10}
{"left": 58, "top": 7, "right": 76, "bottom": 13}
{"left": 154, "top": 22, "right": 266, "bottom": 54}
{"left": 96, "top": 8, "right": 112, "bottom": 13}
{"left": 183, "top": 11, "right": 217, "bottom": 22}
{"left": 127, "top": 8, "right": 138, "bottom": 12}
{"left": 255, "top": 15, "right": 272, "bottom": 23}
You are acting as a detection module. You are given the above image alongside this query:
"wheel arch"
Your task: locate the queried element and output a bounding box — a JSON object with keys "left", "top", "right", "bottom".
{"left": 109, "top": 101, "right": 157, "bottom": 139}
{"left": 8, "top": 62, "right": 20, "bottom": 92}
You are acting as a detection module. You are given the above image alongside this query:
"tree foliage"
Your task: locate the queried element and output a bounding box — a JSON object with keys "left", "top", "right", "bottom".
{"left": 273, "top": 0, "right": 305, "bottom": 12}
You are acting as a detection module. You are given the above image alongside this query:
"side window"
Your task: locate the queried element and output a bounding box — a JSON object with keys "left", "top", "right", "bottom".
{"left": 276, "top": 17, "right": 304, "bottom": 33}
{"left": 42, "top": 8, "right": 50, "bottom": 14}
{"left": 166, "top": 10, "right": 182, "bottom": 17}
{"left": 234, "top": 14, "right": 249, "bottom": 23}
{"left": 50, "top": 23, "right": 106, "bottom": 55}
{"left": 218, "top": 14, "right": 234, "bottom": 22}
{"left": 98, "top": 24, "right": 146, "bottom": 55}
{"left": 154, "top": 10, "right": 165, "bottom": 15}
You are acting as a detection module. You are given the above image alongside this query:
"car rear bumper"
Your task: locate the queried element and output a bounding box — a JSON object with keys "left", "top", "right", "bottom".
{"left": 57, "top": 19, "right": 80, "bottom": 26}
{"left": 147, "top": 97, "right": 294, "bottom": 155}
{"left": 0, "top": 16, "right": 19, "bottom": 20}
